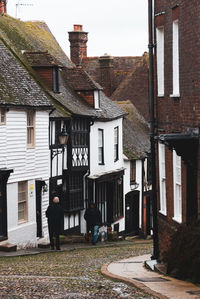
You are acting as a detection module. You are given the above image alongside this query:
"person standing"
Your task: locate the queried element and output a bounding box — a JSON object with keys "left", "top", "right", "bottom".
{"left": 84, "top": 203, "right": 102, "bottom": 245}
{"left": 46, "top": 196, "right": 64, "bottom": 250}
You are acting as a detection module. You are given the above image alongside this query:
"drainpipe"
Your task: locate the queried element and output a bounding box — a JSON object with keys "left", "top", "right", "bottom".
{"left": 148, "top": 0, "right": 159, "bottom": 260}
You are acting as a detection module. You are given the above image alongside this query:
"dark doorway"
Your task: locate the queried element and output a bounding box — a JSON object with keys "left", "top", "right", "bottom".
{"left": 145, "top": 192, "right": 153, "bottom": 236}
{"left": 125, "top": 191, "right": 139, "bottom": 235}
{"left": 186, "top": 159, "right": 198, "bottom": 223}
{"left": 36, "top": 180, "right": 45, "bottom": 238}
{"left": 107, "top": 181, "right": 114, "bottom": 225}
{"left": 0, "top": 169, "right": 12, "bottom": 241}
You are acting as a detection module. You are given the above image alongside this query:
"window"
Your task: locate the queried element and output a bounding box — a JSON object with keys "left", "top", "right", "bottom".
{"left": 130, "top": 160, "right": 136, "bottom": 182}
{"left": 114, "top": 127, "right": 119, "bottom": 162}
{"left": 172, "top": 20, "right": 180, "bottom": 96}
{"left": 156, "top": 26, "right": 164, "bottom": 96}
{"left": 0, "top": 108, "right": 6, "bottom": 124}
{"left": 18, "top": 181, "right": 28, "bottom": 222}
{"left": 94, "top": 90, "right": 100, "bottom": 109}
{"left": 98, "top": 129, "right": 104, "bottom": 165}
{"left": 53, "top": 67, "right": 60, "bottom": 93}
{"left": 173, "top": 150, "right": 182, "bottom": 223}
{"left": 27, "top": 111, "right": 35, "bottom": 148}
{"left": 158, "top": 143, "right": 167, "bottom": 215}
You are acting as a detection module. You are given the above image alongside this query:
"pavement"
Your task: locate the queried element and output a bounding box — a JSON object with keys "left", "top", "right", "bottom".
{"left": 101, "top": 254, "right": 200, "bottom": 299}
{"left": 0, "top": 241, "right": 200, "bottom": 299}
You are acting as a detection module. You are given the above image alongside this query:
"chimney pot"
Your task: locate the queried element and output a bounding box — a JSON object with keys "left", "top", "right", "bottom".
{"left": 74, "top": 24, "right": 83, "bottom": 32}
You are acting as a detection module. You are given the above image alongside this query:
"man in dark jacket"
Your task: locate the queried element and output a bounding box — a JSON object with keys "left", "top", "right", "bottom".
{"left": 84, "top": 203, "right": 102, "bottom": 245}
{"left": 46, "top": 196, "right": 64, "bottom": 250}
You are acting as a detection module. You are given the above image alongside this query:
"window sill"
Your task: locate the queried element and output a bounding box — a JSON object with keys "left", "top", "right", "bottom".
{"left": 157, "top": 94, "right": 164, "bottom": 97}
{"left": 170, "top": 94, "right": 180, "bottom": 98}
{"left": 159, "top": 210, "right": 167, "bottom": 216}
{"left": 18, "top": 220, "right": 28, "bottom": 225}
{"left": 172, "top": 216, "right": 182, "bottom": 224}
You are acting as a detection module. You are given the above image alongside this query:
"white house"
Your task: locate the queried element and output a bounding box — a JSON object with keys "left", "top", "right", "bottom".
{"left": 0, "top": 39, "right": 52, "bottom": 248}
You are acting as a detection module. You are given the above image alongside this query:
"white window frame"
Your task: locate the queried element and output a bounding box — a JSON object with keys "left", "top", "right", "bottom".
{"left": 18, "top": 181, "right": 28, "bottom": 223}
{"left": 171, "top": 20, "right": 180, "bottom": 97}
{"left": 114, "top": 126, "right": 119, "bottom": 162}
{"left": 27, "top": 111, "right": 35, "bottom": 148}
{"left": 158, "top": 143, "right": 167, "bottom": 215}
{"left": 0, "top": 108, "right": 6, "bottom": 125}
{"left": 94, "top": 90, "right": 100, "bottom": 109}
{"left": 173, "top": 150, "right": 182, "bottom": 223}
{"left": 156, "top": 26, "right": 164, "bottom": 96}
{"left": 98, "top": 129, "right": 104, "bottom": 165}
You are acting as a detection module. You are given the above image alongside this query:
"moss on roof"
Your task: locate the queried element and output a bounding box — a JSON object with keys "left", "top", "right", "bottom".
{"left": 0, "top": 15, "right": 73, "bottom": 67}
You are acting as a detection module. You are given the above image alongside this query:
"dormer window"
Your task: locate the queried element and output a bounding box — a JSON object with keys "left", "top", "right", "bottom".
{"left": 53, "top": 67, "right": 60, "bottom": 93}
{"left": 0, "top": 108, "right": 6, "bottom": 124}
{"left": 94, "top": 90, "right": 100, "bottom": 109}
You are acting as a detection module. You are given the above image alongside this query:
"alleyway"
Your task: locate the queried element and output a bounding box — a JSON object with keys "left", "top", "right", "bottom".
{"left": 0, "top": 240, "right": 156, "bottom": 298}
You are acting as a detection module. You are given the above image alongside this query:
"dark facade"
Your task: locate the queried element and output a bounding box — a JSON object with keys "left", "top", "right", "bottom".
{"left": 153, "top": 0, "right": 200, "bottom": 258}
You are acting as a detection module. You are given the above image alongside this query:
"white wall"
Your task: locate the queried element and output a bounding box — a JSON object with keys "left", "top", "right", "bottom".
{"left": 88, "top": 118, "right": 125, "bottom": 232}
{"left": 0, "top": 109, "right": 50, "bottom": 247}
{"left": 90, "top": 118, "right": 124, "bottom": 175}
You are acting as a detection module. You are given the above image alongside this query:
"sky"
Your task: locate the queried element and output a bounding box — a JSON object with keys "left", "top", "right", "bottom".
{"left": 7, "top": 0, "right": 148, "bottom": 58}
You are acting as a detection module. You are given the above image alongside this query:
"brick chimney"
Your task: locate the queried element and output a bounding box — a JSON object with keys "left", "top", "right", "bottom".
{"left": 99, "top": 54, "right": 114, "bottom": 97}
{"left": 0, "top": 0, "right": 6, "bottom": 14}
{"left": 68, "top": 25, "right": 88, "bottom": 66}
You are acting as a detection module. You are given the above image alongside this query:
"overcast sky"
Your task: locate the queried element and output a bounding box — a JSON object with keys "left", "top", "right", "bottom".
{"left": 7, "top": 0, "right": 148, "bottom": 58}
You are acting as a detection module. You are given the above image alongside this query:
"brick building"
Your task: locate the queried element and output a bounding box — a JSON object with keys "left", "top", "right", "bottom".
{"left": 153, "top": 0, "right": 200, "bottom": 258}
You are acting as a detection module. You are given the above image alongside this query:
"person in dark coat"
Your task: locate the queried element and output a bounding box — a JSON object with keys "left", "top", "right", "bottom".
{"left": 84, "top": 202, "right": 102, "bottom": 245}
{"left": 46, "top": 196, "right": 64, "bottom": 250}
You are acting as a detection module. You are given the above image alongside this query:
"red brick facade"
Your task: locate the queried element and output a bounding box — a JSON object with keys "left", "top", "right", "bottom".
{"left": 33, "top": 67, "right": 53, "bottom": 90}
{"left": 154, "top": 0, "right": 200, "bottom": 258}
{"left": 0, "top": 0, "right": 6, "bottom": 14}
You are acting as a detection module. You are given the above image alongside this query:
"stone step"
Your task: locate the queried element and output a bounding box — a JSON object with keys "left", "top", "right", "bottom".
{"left": 0, "top": 242, "right": 17, "bottom": 252}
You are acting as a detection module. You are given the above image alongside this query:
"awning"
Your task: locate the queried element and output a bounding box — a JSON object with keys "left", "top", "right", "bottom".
{"left": 157, "top": 132, "right": 199, "bottom": 163}
{"left": 0, "top": 168, "right": 13, "bottom": 181}
{"left": 88, "top": 167, "right": 125, "bottom": 182}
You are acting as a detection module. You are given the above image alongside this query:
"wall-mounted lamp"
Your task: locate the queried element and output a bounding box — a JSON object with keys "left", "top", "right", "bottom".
{"left": 117, "top": 177, "right": 123, "bottom": 185}
{"left": 58, "top": 126, "right": 69, "bottom": 146}
{"left": 42, "top": 182, "right": 48, "bottom": 193}
{"left": 130, "top": 181, "right": 139, "bottom": 191}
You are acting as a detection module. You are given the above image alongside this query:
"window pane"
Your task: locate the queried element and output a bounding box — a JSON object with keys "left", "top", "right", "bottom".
{"left": 18, "top": 182, "right": 27, "bottom": 222}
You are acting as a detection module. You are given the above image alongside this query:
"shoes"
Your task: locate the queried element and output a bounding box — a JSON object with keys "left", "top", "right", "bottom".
{"left": 51, "top": 246, "right": 54, "bottom": 250}
{"left": 92, "top": 242, "right": 96, "bottom": 245}
{"left": 56, "top": 247, "right": 61, "bottom": 250}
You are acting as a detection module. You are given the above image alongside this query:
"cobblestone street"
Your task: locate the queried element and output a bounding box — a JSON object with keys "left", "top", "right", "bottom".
{"left": 0, "top": 240, "right": 156, "bottom": 298}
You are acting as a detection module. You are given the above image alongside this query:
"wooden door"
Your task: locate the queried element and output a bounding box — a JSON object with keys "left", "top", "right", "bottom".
{"left": 125, "top": 191, "right": 139, "bottom": 235}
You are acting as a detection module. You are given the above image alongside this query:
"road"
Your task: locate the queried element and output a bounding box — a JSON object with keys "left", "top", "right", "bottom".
{"left": 0, "top": 240, "right": 156, "bottom": 298}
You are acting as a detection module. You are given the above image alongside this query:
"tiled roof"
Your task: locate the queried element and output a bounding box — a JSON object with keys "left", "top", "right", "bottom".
{"left": 111, "top": 54, "right": 149, "bottom": 122}
{"left": 0, "top": 40, "right": 52, "bottom": 108}
{"left": 0, "top": 15, "right": 73, "bottom": 67}
{"left": 47, "top": 73, "right": 125, "bottom": 119}
{"left": 62, "top": 67, "right": 102, "bottom": 91}
{"left": 117, "top": 101, "right": 150, "bottom": 159}
{"left": 82, "top": 56, "right": 141, "bottom": 94}
{"left": 24, "top": 51, "right": 61, "bottom": 67}
{"left": 0, "top": 15, "right": 124, "bottom": 119}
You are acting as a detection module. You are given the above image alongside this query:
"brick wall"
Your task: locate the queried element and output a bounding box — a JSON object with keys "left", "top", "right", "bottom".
{"left": 154, "top": 0, "right": 200, "bottom": 258}
{"left": 34, "top": 67, "right": 53, "bottom": 90}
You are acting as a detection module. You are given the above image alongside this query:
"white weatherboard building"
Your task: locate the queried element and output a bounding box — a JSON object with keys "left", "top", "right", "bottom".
{"left": 0, "top": 39, "right": 52, "bottom": 248}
